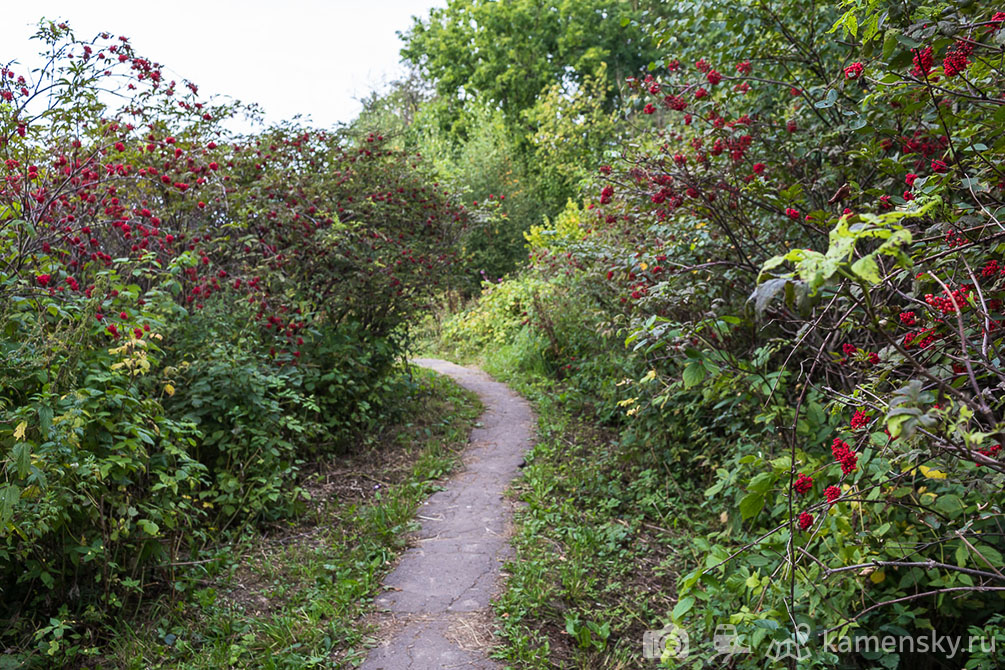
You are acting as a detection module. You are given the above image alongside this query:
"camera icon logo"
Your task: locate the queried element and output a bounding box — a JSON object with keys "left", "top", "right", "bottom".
{"left": 642, "top": 623, "right": 689, "bottom": 661}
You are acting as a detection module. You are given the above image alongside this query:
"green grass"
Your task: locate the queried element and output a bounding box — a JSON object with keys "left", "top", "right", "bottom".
{"left": 418, "top": 334, "right": 710, "bottom": 669}
{"left": 99, "top": 367, "right": 481, "bottom": 669}
{"left": 487, "top": 377, "right": 707, "bottom": 669}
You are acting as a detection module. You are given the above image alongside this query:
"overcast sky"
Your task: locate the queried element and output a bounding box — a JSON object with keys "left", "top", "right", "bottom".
{"left": 1, "top": 1, "right": 442, "bottom": 129}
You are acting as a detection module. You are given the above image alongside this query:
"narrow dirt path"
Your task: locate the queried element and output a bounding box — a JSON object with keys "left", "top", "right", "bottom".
{"left": 360, "top": 358, "right": 534, "bottom": 670}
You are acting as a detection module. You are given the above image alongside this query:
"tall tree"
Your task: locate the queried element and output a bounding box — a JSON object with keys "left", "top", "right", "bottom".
{"left": 400, "top": 0, "right": 658, "bottom": 129}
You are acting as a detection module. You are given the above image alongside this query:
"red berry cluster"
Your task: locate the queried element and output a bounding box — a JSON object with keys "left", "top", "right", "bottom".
{"left": 981, "top": 260, "right": 1003, "bottom": 278}
{"left": 831, "top": 438, "right": 859, "bottom": 475}
{"left": 911, "top": 47, "right": 934, "bottom": 78}
{"left": 903, "top": 328, "right": 938, "bottom": 350}
{"left": 924, "top": 285, "right": 971, "bottom": 315}
{"left": 944, "top": 229, "right": 968, "bottom": 248}
{"left": 976, "top": 444, "right": 1001, "bottom": 466}
{"left": 850, "top": 410, "right": 871, "bottom": 430}
{"left": 943, "top": 41, "right": 973, "bottom": 78}
{"left": 844, "top": 62, "right": 864, "bottom": 79}
{"left": 824, "top": 485, "right": 841, "bottom": 505}
{"left": 793, "top": 473, "right": 813, "bottom": 495}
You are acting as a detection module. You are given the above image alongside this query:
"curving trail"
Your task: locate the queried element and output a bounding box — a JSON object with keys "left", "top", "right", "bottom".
{"left": 360, "top": 358, "right": 534, "bottom": 670}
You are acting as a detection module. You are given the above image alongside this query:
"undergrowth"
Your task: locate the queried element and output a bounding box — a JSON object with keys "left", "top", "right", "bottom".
{"left": 94, "top": 367, "right": 480, "bottom": 670}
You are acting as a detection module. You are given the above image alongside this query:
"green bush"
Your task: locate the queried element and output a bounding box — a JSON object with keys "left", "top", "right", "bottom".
{"left": 0, "top": 22, "right": 465, "bottom": 662}
{"left": 441, "top": 1, "right": 1005, "bottom": 665}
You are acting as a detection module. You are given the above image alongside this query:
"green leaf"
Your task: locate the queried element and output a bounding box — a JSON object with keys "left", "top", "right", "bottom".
{"left": 12, "top": 442, "right": 30, "bottom": 478}
{"left": 750, "top": 278, "right": 789, "bottom": 317}
{"left": 862, "top": 14, "right": 880, "bottom": 42}
{"left": 747, "top": 472, "right": 775, "bottom": 495}
{"left": 845, "top": 12, "right": 858, "bottom": 38}
{"left": 815, "top": 89, "right": 838, "bottom": 109}
{"left": 138, "top": 519, "right": 160, "bottom": 536}
{"left": 682, "top": 361, "right": 706, "bottom": 389}
{"left": 672, "top": 596, "right": 695, "bottom": 621}
{"left": 851, "top": 255, "right": 881, "bottom": 283}
{"left": 739, "top": 491, "right": 765, "bottom": 520}
{"left": 0, "top": 485, "right": 20, "bottom": 526}
{"left": 974, "top": 545, "right": 1003, "bottom": 570}
{"left": 37, "top": 406, "right": 53, "bottom": 435}
{"left": 956, "top": 542, "right": 968, "bottom": 568}
{"left": 934, "top": 494, "right": 964, "bottom": 519}
{"left": 679, "top": 568, "right": 704, "bottom": 595}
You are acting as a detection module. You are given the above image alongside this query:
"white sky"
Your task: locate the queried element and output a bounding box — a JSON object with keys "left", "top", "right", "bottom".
{"left": 1, "top": 1, "right": 442, "bottom": 129}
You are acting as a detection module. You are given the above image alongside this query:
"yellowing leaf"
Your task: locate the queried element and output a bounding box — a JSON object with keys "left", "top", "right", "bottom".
{"left": 640, "top": 262, "right": 648, "bottom": 270}
{"left": 870, "top": 569, "right": 886, "bottom": 584}
{"left": 164, "top": 383, "right": 175, "bottom": 397}
{"left": 13, "top": 421, "right": 27, "bottom": 440}
{"left": 919, "top": 465, "right": 947, "bottom": 480}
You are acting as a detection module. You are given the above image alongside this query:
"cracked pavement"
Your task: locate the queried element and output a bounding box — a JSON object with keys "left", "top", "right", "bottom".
{"left": 359, "top": 359, "right": 534, "bottom": 670}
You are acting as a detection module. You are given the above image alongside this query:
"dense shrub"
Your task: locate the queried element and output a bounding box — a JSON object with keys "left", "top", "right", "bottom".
{"left": 442, "top": 0, "right": 1005, "bottom": 665}
{"left": 0, "top": 22, "right": 465, "bottom": 661}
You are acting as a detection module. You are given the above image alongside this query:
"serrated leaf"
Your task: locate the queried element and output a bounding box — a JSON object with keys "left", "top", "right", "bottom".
{"left": 845, "top": 12, "right": 858, "bottom": 38}
{"left": 12, "top": 443, "right": 30, "bottom": 478}
{"left": 862, "top": 14, "right": 880, "bottom": 42}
